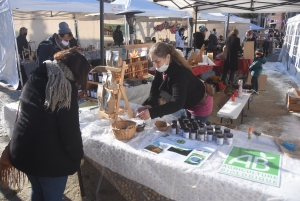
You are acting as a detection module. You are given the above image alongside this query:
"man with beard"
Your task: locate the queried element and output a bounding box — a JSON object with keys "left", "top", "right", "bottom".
{"left": 17, "top": 27, "right": 30, "bottom": 59}
{"left": 37, "top": 22, "right": 74, "bottom": 65}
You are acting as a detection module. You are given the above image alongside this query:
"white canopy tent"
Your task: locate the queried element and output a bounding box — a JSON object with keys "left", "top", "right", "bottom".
{"left": 151, "top": 0, "right": 300, "bottom": 13}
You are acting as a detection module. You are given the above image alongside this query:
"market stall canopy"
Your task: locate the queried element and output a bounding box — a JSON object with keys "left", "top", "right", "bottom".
{"left": 250, "top": 23, "right": 264, "bottom": 30}
{"left": 111, "top": 0, "right": 191, "bottom": 18}
{"left": 151, "top": 0, "right": 300, "bottom": 13}
{"left": 198, "top": 13, "right": 250, "bottom": 23}
{"left": 10, "top": 0, "right": 117, "bottom": 20}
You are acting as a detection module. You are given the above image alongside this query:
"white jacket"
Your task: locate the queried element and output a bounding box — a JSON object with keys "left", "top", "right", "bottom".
{"left": 175, "top": 30, "right": 184, "bottom": 48}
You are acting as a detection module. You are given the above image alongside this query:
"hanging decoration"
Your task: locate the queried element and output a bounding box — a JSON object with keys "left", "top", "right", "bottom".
{"left": 154, "top": 21, "right": 188, "bottom": 34}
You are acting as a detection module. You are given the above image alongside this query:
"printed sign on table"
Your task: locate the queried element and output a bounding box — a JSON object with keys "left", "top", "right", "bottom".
{"left": 144, "top": 136, "right": 216, "bottom": 167}
{"left": 219, "top": 146, "right": 282, "bottom": 187}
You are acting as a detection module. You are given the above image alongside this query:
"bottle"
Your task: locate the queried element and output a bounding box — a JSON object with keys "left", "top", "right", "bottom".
{"left": 248, "top": 126, "right": 253, "bottom": 139}
{"left": 238, "top": 79, "right": 243, "bottom": 98}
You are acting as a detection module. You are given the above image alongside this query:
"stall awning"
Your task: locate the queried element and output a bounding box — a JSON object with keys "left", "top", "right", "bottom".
{"left": 152, "top": 0, "right": 300, "bottom": 13}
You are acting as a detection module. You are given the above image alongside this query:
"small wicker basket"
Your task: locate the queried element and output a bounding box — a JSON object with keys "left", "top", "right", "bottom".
{"left": 155, "top": 121, "right": 170, "bottom": 131}
{"left": 111, "top": 118, "right": 137, "bottom": 140}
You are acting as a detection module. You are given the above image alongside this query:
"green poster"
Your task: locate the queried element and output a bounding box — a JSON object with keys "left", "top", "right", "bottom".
{"left": 219, "top": 146, "right": 281, "bottom": 187}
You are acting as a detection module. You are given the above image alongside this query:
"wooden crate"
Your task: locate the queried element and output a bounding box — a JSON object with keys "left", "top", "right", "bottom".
{"left": 286, "top": 90, "right": 300, "bottom": 112}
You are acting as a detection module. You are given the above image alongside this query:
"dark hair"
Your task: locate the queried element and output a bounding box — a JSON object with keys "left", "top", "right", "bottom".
{"left": 179, "top": 28, "right": 185, "bottom": 32}
{"left": 54, "top": 48, "right": 91, "bottom": 90}
{"left": 116, "top": 25, "right": 121, "bottom": 31}
{"left": 58, "top": 33, "right": 73, "bottom": 38}
{"left": 149, "top": 42, "right": 191, "bottom": 70}
{"left": 19, "top": 27, "right": 27, "bottom": 36}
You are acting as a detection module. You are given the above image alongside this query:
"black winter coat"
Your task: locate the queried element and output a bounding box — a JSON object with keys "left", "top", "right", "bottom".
{"left": 224, "top": 34, "right": 242, "bottom": 71}
{"left": 146, "top": 62, "right": 205, "bottom": 119}
{"left": 9, "top": 63, "right": 83, "bottom": 177}
{"left": 37, "top": 33, "right": 74, "bottom": 66}
{"left": 193, "top": 32, "right": 207, "bottom": 49}
{"left": 17, "top": 35, "right": 30, "bottom": 57}
{"left": 207, "top": 34, "right": 218, "bottom": 50}
{"left": 113, "top": 30, "right": 124, "bottom": 45}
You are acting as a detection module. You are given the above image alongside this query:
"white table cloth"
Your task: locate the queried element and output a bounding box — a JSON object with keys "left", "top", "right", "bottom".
{"left": 79, "top": 103, "right": 300, "bottom": 201}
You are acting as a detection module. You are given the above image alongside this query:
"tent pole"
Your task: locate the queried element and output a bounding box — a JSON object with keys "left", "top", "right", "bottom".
{"left": 225, "top": 14, "right": 230, "bottom": 40}
{"left": 194, "top": 7, "right": 198, "bottom": 51}
{"left": 9, "top": 4, "right": 24, "bottom": 89}
{"left": 100, "top": 0, "right": 104, "bottom": 65}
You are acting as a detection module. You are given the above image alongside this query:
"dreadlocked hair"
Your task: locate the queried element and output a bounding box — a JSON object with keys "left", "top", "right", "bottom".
{"left": 149, "top": 42, "right": 192, "bottom": 71}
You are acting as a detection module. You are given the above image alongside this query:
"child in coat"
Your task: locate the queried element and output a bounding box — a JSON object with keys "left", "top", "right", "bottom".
{"left": 249, "top": 48, "right": 266, "bottom": 94}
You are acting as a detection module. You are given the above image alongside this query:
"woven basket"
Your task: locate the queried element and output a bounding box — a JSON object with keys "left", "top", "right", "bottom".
{"left": 111, "top": 118, "right": 137, "bottom": 140}
{"left": 155, "top": 121, "right": 170, "bottom": 131}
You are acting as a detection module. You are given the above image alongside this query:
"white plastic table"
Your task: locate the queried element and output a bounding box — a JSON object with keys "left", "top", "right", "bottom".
{"left": 217, "top": 92, "right": 251, "bottom": 124}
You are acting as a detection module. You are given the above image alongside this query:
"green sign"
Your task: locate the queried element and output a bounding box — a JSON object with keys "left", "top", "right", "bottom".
{"left": 219, "top": 146, "right": 281, "bottom": 187}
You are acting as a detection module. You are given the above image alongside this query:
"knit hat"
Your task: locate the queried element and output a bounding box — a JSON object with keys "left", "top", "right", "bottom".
{"left": 246, "top": 29, "right": 253, "bottom": 36}
{"left": 199, "top": 25, "right": 207, "bottom": 32}
{"left": 256, "top": 48, "right": 264, "bottom": 55}
{"left": 58, "top": 22, "right": 72, "bottom": 34}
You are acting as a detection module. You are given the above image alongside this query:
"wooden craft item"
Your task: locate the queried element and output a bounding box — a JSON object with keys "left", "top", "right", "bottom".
{"left": 188, "top": 44, "right": 205, "bottom": 66}
{"left": 243, "top": 41, "right": 254, "bottom": 60}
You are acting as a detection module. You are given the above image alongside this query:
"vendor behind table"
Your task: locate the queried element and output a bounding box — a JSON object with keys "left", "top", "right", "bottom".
{"left": 136, "top": 42, "right": 215, "bottom": 121}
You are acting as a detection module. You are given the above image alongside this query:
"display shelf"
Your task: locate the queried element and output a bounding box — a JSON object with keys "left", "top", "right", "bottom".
{"left": 85, "top": 96, "right": 98, "bottom": 101}
{"left": 123, "top": 43, "right": 153, "bottom": 50}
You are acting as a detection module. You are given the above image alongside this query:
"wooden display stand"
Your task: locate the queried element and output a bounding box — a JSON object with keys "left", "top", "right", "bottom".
{"left": 188, "top": 44, "right": 206, "bottom": 66}
{"left": 86, "top": 62, "right": 133, "bottom": 120}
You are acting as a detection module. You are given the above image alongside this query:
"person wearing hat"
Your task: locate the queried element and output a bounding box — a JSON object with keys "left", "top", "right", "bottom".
{"left": 16, "top": 27, "right": 31, "bottom": 59}
{"left": 113, "top": 25, "right": 124, "bottom": 47}
{"left": 262, "top": 37, "right": 270, "bottom": 57}
{"left": 193, "top": 25, "right": 208, "bottom": 49}
{"left": 37, "top": 22, "right": 74, "bottom": 66}
{"left": 248, "top": 48, "right": 266, "bottom": 93}
{"left": 244, "top": 29, "right": 257, "bottom": 50}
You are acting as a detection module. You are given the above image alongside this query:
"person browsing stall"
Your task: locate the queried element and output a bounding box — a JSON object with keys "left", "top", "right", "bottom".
{"left": 249, "top": 48, "right": 266, "bottom": 94}
{"left": 9, "top": 48, "right": 91, "bottom": 201}
{"left": 193, "top": 25, "right": 208, "bottom": 49}
{"left": 16, "top": 27, "right": 31, "bottom": 59}
{"left": 37, "top": 22, "right": 74, "bottom": 66}
{"left": 136, "top": 42, "right": 215, "bottom": 120}
{"left": 175, "top": 28, "right": 187, "bottom": 51}
{"left": 113, "top": 25, "right": 124, "bottom": 47}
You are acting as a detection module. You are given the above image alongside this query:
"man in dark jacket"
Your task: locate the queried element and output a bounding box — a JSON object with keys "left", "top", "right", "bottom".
{"left": 262, "top": 38, "right": 270, "bottom": 57}
{"left": 113, "top": 25, "right": 124, "bottom": 47}
{"left": 207, "top": 29, "right": 218, "bottom": 59}
{"left": 221, "top": 29, "right": 242, "bottom": 84}
{"left": 17, "top": 27, "right": 30, "bottom": 59}
{"left": 193, "top": 25, "right": 208, "bottom": 49}
{"left": 37, "top": 22, "right": 74, "bottom": 65}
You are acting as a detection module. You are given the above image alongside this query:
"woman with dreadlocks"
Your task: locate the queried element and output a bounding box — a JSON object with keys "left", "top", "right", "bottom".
{"left": 9, "top": 48, "right": 91, "bottom": 200}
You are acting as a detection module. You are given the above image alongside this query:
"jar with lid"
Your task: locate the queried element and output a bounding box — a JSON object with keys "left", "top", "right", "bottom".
{"left": 187, "top": 123, "right": 193, "bottom": 132}
{"left": 190, "top": 129, "right": 197, "bottom": 140}
{"left": 207, "top": 130, "right": 213, "bottom": 141}
{"left": 171, "top": 124, "right": 177, "bottom": 135}
{"left": 217, "top": 134, "right": 224, "bottom": 145}
{"left": 88, "top": 72, "right": 93, "bottom": 81}
{"left": 189, "top": 119, "right": 195, "bottom": 123}
{"left": 183, "top": 128, "right": 190, "bottom": 139}
{"left": 206, "top": 121, "right": 211, "bottom": 127}
{"left": 224, "top": 128, "right": 230, "bottom": 141}
{"left": 98, "top": 72, "right": 103, "bottom": 83}
{"left": 198, "top": 130, "right": 205, "bottom": 141}
{"left": 172, "top": 120, "right": 178, "bottom": 125}
{"left": 214, "top": 125, "right": 221, "bottom": 132}
{"left": 207, "top": 126, "right": 213, "bottom": 134}
{"left": 183, "top": 119, "right": 189, "bottom": 125}
{"left": 226, "top": 133, "right": 233, "bottom": 145}
{"left": 92, "top": 72, "right": 98, "bottom": 82}
{"left": 215, "top": 130, "right": 223, "bottom": 141}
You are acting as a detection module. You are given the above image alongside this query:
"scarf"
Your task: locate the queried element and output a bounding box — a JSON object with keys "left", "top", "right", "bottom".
{"left": 44, "top": 60, "right": 75, "bottom": 112}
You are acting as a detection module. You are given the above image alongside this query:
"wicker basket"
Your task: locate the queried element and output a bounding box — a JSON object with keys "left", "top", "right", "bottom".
{"left": 111, "top": 118, "right": 137, "bottom": 140}
{"left": 155, "top": 121, "right": 170, "bottom": 131}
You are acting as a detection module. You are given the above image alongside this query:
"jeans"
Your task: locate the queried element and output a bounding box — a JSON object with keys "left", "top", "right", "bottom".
{"left": 26, "top": 174, "right": 68, "bottom": 201}
{"left": 191, "top": 115, "right": 210, "bottom": 123}
{"left": 172, "top": 109, "right": 187, "bottom": 118}
{"left": 263, "top": 48, "right": 268, "bottom": 57}
{"left": 251, "top": 76, "right": 258, "bottom": 92}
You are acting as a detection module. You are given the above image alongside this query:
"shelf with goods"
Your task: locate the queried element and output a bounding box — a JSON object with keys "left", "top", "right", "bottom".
{"left": 86, "top": 61, "right": 133, "bottom": 119}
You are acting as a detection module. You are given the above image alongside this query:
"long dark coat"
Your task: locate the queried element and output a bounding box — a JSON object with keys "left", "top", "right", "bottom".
{"left": 224, "top": 34, "right": 242, "bottom": 71}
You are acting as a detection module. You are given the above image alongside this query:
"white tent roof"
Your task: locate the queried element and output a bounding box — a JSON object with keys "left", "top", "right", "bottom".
{"left": 111, "top": 0, "right": 191, "bottom": 18}
{"left": 198, "top": 13, "right": 250, "bottom": 23}
{"left": 152, "top": 0, "right": 300, "bottom": 13}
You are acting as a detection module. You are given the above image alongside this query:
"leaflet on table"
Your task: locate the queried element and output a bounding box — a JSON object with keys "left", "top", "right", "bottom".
{"left": 144, "top": 135, "right": 217, "bottom": 167}
{"left": 218, "top": 146, "right": 282, "bottom": 187}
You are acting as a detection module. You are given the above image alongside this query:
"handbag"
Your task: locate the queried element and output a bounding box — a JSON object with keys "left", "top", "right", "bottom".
{"left": 0, "top": 102, "right": 25, "bottom": 189}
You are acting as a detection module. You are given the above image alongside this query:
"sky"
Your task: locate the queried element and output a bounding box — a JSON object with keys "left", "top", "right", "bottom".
{"left": 39, "top": 0, "right": 100, "bottom": 3}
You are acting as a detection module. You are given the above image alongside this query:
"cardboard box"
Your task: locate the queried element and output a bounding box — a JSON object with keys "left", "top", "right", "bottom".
{"left": 286, "top": 90, "right": 300, "bottom": 112}
{"left": 246, "top": 74, "right": 267, "bottom": 91}
{"left": 243, "top": 41, "right": 254, "bottom": 60}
